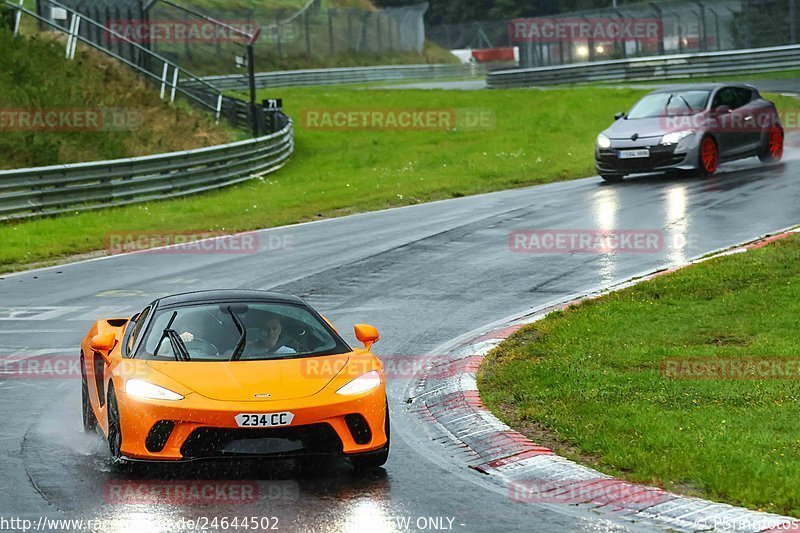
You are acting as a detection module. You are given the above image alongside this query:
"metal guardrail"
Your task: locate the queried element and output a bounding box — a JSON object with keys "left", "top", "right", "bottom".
{"left": 0, "top": 117, "right": 293, "bottom": 222}
{"left": 195, "top": 63, "right": 485, "bottom": 90}
{"left": 487, "top": 44, "right": 800, "bottom": 88}
{"left": 1, "top": 0, "right": 295, "bottom": 222}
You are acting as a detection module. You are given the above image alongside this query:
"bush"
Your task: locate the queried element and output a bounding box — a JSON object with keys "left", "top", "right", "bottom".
{"left": 0, "top": 6, "right": 15, "bottom": 32}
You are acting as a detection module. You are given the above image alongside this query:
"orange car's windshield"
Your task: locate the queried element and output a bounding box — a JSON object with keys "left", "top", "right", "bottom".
{"left": 135, "top": 302, "right": 350, "bottom": 361}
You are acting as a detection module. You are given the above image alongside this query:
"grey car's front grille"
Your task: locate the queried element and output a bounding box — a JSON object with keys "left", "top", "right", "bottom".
{"left": 597, "top": 145, "right": 684, "bottom": 172}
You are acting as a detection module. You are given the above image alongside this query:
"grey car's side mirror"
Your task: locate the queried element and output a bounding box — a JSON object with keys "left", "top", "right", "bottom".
{"left": 614, "top": 112, "right": 626, "bottom": 120}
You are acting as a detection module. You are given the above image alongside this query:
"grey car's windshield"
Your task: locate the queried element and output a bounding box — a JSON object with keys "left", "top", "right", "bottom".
{"left": 626, "top": 91, "right": 711, "bottom": 119}
{"left": 136, "top": 302, "right": 350, "bottom": 361}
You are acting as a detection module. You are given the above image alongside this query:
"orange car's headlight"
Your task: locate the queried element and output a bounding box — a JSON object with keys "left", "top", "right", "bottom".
{"left": 126, "top": 379, "right": 184, "bottom": 401}
{"left": 336, "top": 370, "right": 382, "bottom": 396}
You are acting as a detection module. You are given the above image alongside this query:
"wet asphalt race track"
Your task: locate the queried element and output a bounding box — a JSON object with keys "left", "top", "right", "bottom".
{"left": 1, "top": 146, "right": 799, "bottom": 532}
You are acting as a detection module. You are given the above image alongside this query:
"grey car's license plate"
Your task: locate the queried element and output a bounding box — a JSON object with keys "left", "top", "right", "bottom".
{"left": 618, "top": 149, "right": 650, "bottom": 159}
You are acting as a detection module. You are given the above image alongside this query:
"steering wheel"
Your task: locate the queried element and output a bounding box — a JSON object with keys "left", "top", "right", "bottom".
{"left": 185, "top": 338, "right": 219, "bottom": 358}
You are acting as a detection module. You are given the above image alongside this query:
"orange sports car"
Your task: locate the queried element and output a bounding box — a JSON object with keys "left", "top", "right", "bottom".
{"left": 80, "top": 290, "right": 389, "bottom": 469}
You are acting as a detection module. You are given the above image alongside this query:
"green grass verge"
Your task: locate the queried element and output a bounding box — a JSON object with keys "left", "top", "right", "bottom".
{"left": 0, "top": 85, "right": 644, "bottom": 272}
{"left": 478, "top": 234, "right": 800, "bottom": 516}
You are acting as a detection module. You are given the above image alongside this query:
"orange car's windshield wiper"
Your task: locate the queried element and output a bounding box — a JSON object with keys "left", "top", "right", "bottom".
{"left": 153, "top": 311, "right": 190, "bottom": 361}
{"left": 227, "top": 306, "right": 247, "bottom": 361}
{"left": 165, "top": 329, "right": 191, "bottom": 361}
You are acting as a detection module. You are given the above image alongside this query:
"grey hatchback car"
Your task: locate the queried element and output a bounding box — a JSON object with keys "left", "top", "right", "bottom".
{"left": 595, "top": 83, "right": 784, "bottom": 182}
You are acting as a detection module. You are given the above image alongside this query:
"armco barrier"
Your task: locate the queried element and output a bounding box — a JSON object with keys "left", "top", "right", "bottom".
{"left": 487, "top": 44, "right": 800, "bottom": 88}
{"left": 1, "top": 0, "right": 294, "bottom": 222}
{"left": 195, "top": 63, "right": 484, "bottom": 91}
{"left": 0, "top": 117, "right": 293, "bottom": 222}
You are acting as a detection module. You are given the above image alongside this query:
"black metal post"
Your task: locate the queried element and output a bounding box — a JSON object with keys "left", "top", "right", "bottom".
{"left": 696, "top": 2, "right": 707, "bottom": 52}
{"left": 247, "top": 43, "right": 258, "bottom": 137}
{"left": 276, "top": 13, "right": 282, "bottom": 56}
{"left": 328, "top": 8, "right": 334, "bottom": 54}
{"left": 650, "top": 3, "right": 665, "bottom": 55}
{"left": 304, "top": 9, "right": 311, "bottom": 55}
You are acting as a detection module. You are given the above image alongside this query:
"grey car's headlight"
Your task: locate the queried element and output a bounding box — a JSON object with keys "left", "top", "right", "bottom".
{"left": 660, "top": 130, "right": 695, "bottom": 145}
{"left": 596, "top": 134, "right": 612, "bottom": 149}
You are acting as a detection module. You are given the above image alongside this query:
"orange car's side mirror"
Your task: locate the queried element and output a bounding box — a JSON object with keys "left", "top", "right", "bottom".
{"left": 90, "top": 333, "right": 116, "bottom": 364}
{"left": 354, "top": 324, "right": 380, "bottom": 350}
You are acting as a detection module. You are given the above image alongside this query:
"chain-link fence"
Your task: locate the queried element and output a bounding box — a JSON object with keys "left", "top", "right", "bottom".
{"left": 427, "top": 20, "right": 511, "bottom": 51}
{"left": 45, "top": 0, "right": 429, "bottom": 75}
{"left": 428, "top": 0, "right": 800, "bottom": 68}
{"left": 151, "top": 1, "right": 428, "bottom": 73}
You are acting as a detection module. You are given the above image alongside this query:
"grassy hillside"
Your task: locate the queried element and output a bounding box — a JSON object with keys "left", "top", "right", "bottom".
{"left": 0, "top": 29, "right": 236, "bottom": 170}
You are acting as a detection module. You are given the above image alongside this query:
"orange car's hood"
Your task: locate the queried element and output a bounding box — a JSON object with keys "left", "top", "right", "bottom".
{"left": 146, "top": 353, "right": 350, "bottom": 402}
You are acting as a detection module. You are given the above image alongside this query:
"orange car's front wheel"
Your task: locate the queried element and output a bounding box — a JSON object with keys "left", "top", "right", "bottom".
{"left": 107, "top": 386, "right": 128, "bottom": 468}
{"left": 80, "top": 355, "right": 97, "bottom": 434}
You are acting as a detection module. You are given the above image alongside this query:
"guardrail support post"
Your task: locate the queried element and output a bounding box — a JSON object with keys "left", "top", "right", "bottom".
{"left": 68, "top": 16, "right": 81, "bottom": 60}
{"left": 65, "top": 14, "right": 77, "bottom": 59}
{"left": 215, "top": 94, "right": 223, "bottom": 124}
{"left": 13, "top": 0, "right": 23, "bottom": 37}
{"left": 160, "top": 62, "right": 169, "bottom": 99}
{"left": 170, "top": 66, "right": 179, "bottom": 103}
